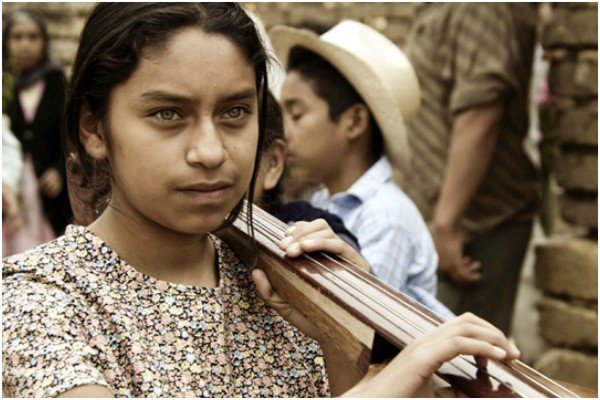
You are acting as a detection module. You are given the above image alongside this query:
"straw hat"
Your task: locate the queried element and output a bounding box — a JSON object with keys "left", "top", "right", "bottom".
{"left": 270, "top": 20, "right": 421, "bottom": 171}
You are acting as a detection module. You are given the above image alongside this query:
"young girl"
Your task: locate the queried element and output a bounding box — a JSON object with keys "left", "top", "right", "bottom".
{"left": 3, "top": 11, "right": 71, "bottom": 255}
{"left": 2, "top": 4, "right": 519, "bottom": 398}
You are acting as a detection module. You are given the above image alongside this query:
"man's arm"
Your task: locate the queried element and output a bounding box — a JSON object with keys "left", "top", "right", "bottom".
{"left": 431, "top": 101, "right": 503, "bottom": 283}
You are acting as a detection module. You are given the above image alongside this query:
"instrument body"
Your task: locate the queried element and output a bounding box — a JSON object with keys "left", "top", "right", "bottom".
{"left": 63, "top": 167, "right": 593, "bottom": 398}
{"left": 219, "top": 204, "right": 591, "bottom": 398}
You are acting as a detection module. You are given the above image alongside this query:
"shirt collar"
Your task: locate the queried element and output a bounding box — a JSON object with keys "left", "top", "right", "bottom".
{"left": 330, "top": 156, "right": 393, "bottom": 204}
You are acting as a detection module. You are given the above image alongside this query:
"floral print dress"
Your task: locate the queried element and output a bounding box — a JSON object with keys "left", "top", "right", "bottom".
{"left": 2, "top": 225, "right": 330, "bottom": 397}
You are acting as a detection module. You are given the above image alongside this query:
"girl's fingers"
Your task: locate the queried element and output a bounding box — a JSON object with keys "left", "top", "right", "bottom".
{"left": 279, "top": 229, "right": 334, "bottom": 249}
{"left": 251, "top": 268, "right": 275, "bottom": 302}
{"left": 453, "top": 325, "right": 516, "bottom": 358}
{"left": 439, "top": 336, "right": 509, "bottom": 364}
{"left": 251, "top": 269, "right": 293, "bottom": 320}
{"left": 438, "top": 314, "right": 520, "bottom": 359}
{"left": 284, "top": 219, "right": 332, "bottom": 240}
{"left": 281, "top": 237, "right": 347, "bottom": 258}
{"left": 251, "top": 269, "right": 321, "bottom": 340}
{"left": 278, "top": 223, "right": 371, "bottom": 270}
{"left": 279, "top": 220, "right": 339, "bottom": 255}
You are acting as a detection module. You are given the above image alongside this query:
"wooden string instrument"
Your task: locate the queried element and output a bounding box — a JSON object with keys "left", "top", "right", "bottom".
{"left": 64, "top": 165, "right": 594, "bottom": 398}
{"left": 218, "top": 203, "right": 595, "bottom": 398}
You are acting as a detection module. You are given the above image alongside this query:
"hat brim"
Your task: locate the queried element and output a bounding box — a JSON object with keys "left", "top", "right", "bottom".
{"left": 270, "top": 25, "right": 410, "bottom": 172}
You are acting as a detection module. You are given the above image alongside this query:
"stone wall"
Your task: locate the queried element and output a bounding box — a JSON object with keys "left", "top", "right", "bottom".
{"left": 2, "top": 2, "right": 418, "bottom": 73}
{"left": 248, "top": 2, "right": 417, "bottom": 47}
{"left": 534, "top": 2, "right": 598, "bottom": 390}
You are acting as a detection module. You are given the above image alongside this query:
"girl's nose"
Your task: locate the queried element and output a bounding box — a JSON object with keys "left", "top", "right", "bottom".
{"left": 185, "top": 120, "right": 227, "bottom": 169}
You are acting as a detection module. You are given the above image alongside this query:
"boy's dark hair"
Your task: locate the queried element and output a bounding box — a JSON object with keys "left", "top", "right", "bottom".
{"left": 63, "top": 3, "right": 269, "bottom": 227}
{"left": 288, "top": 47, "right": 384, "bottom": 158}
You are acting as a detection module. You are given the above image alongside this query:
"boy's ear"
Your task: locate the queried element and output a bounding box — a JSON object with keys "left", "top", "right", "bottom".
{"left": 263, "top": 139, "right": 287, "bottom": 191}
{"left": 342, "top": 103, "right": 370, "bottom": 141}
{"left": 79, "top": 103, "right": 108, "bottom": 160}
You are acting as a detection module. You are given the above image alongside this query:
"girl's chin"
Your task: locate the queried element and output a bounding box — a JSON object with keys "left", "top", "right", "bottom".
{"left": 170, "top": 214, "right": 233, "bottom": 235}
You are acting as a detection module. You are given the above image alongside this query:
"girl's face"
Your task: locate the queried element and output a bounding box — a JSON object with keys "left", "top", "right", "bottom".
{"left": 94, "top": 28, "right": 259, "bottom": 235}
{"left": 7, "top": 18, "right": 45, "bottom": 71}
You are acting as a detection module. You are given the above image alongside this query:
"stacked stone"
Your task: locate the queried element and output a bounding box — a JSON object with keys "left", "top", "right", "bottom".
{"left": 534, "top": 3, "right": 598, "bottom": 390}
{"left": 248, "top": 2, "right": 418, "bottom": 47}
{"left": 2, "top": 2, "right": 94, "bottom": 72}
{"left": 2, "top": 3, "right": 417, "bottom": 70}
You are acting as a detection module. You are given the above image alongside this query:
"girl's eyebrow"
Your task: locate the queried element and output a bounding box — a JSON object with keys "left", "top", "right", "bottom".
{"left": 222, "top": 88, "right": 257, "bottom": 103}
{"left": 140, "top": 88, "right": 257, "bottom": 104}
{"left": 141, "top": 90, "right": 192, "bottom": 104}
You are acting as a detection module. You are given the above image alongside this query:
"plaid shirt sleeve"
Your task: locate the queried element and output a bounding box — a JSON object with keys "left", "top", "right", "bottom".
{"left": 355, "top": 213, "right": 455, "bottom": 319}
{"left": 356, "top": 218, "right": 413, "bottom": 289}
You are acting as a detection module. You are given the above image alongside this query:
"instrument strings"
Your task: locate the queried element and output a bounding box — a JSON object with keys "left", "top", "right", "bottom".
{"left": 238, "top": 205, "right": 566, "bottom": 398}
{"left": 240, "top": 208, "right": 513, "bottom": 393}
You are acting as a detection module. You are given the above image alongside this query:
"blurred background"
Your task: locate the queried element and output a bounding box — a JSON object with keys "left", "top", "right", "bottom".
{"left": 2, "top": 2, "right": 597, "bottom": 390}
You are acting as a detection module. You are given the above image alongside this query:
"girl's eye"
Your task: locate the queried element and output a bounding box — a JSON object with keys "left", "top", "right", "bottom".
{"left": 224, "top": 106, "right": 248, "bottom": 119}
{"left": 153, "top": 109, "right": 181, "bottom": 121}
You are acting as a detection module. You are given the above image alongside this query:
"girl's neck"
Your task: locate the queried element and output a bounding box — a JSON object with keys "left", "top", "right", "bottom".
{"left": 88, "top": 204, "right": 219, "bottom": 288}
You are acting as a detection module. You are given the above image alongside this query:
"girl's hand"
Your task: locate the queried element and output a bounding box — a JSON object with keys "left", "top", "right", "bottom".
{"left": 278, "top": 219, "right": 370, "bottom": 272}
{"left": 343, "top": 312, "right": 521, "bottom": 397}
{"left": 252, "top": 269, "right": 322, "bottom": 341}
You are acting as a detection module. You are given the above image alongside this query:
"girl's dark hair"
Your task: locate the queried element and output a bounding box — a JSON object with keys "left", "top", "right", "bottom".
{"left": 288, "top": 47, "right": 383, "bottom": 158}
{"left": 260, "top": 91, "right": 285, "bottom": 211}
{"left": 63, "top": 3, "right": 269, "bottom": 229}
{"left": 262, "top": 91, "right": 284, "bottom": 151}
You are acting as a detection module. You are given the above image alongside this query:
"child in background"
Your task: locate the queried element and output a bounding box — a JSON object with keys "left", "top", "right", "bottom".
{"left": 271, "top": 22, "right": 453, "bottom": 318}
{"left": 3, "top": 11, "right": 71, "bottom": 238}
{"left": 3, "top": 3, "right": 519, "bottom": 398}
{"left": 253, "top": 92, "right": 360, "bottom": 251}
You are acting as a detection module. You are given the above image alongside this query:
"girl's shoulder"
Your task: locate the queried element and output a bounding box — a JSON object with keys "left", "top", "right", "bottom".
{"left": 3, "top": 225, "right": 114, "bottom": 290}
{"left": 209, "top": 234, "right": 251, "bottom": 284}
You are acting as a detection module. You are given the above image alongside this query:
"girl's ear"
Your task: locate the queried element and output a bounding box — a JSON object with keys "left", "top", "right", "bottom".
{"left": 79, "top": 103, "right": 108, "bottom": 160}
{"left": 263, "top": 139, "right": 287, "bottom": 191}
{"left": 342, "top": 103, "right": 370, "bottom": 141}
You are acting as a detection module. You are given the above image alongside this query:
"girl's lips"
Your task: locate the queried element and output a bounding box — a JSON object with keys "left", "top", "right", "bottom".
{"left": 180, "top": 180, "right": 233, "bottom": 191}
{"left": 178, "top": 186, "right": 232, "bottom": 202}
